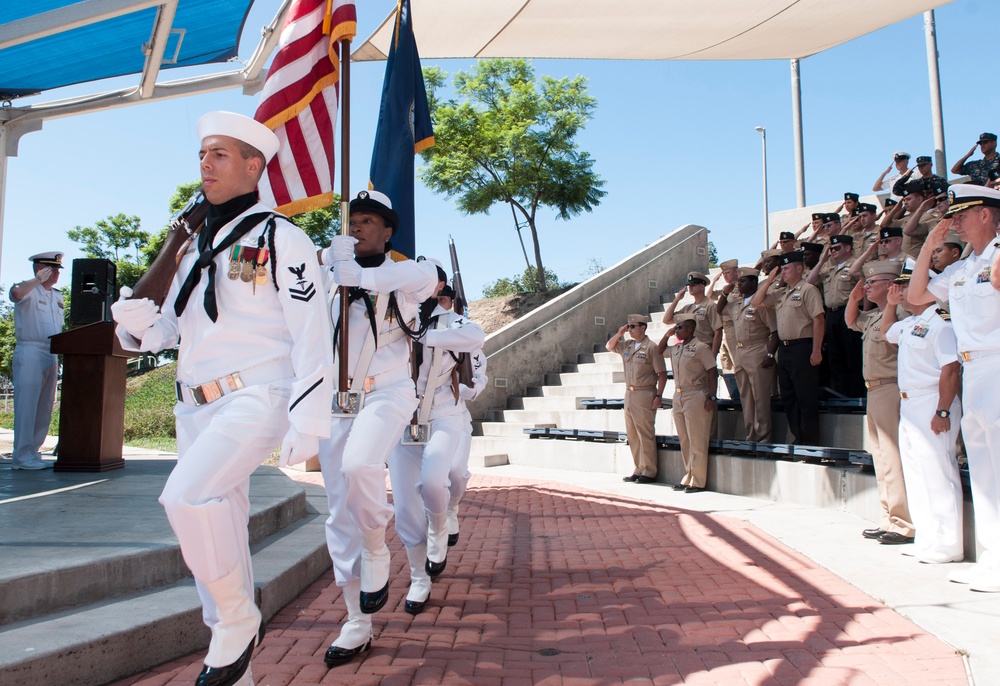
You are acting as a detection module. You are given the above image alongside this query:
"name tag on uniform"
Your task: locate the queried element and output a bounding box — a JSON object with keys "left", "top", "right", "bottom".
{"left": 954, "top": 279, "right": 965, "bottom": 287}
{"left": 910, "top": 324, "right": 929, "bottom": 338}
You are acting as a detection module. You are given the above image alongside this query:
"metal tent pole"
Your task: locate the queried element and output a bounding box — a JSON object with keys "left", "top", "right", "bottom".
{"left": 924, "top": 10, "right": 947, "bottom": 177}
{"left": 790, "top": 59, "right": 806, "bottom": 207}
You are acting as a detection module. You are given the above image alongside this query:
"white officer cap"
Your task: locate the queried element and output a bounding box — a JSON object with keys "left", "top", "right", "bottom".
{"left": 29, "top": 251, "right": 64, "bottom": 268}
{"left": 197, "top": 111, "right": 280, "bottom": 162}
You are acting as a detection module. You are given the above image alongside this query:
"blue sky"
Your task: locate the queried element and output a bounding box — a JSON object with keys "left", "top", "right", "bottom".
{"left": 3, "top": 0, "right": 999, "bottom": 298}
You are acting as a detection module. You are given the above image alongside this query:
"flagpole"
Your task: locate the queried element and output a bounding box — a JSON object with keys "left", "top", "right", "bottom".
{"left": 337, "top": 30, "right": 352, "bottom": 408}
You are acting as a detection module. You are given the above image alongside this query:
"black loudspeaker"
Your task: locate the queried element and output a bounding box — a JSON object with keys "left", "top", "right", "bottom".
{"left": 70, "top": 258, "right": 116, "bottom": 327}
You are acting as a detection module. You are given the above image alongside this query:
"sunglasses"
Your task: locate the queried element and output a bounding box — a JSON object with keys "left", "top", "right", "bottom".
{"left": 865, "top": 278, "right": 894, "bottom": 285}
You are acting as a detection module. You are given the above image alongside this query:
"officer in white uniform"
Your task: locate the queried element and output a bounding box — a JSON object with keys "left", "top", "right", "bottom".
{"left": 317, "top": 191, "right": 438, "bottom": 665}
{"left": 8, "top": 251, "right": 64, "bottom": 470}
{"left": 884, "top": 271, "right": 963, "bottom": 564}
{"left": 112, "top": 111, "right": 334, "bottom": 686}
{"left": 387, "top": 276, "right": 484, "bottom": 614}
{"left": 909, "top": 184, "right": 1000, "bottom": 591}
{"left": 449, "top": 343, "right": 488, "bottom": 548}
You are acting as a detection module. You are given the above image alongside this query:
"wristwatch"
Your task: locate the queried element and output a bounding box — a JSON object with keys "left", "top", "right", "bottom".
{"left": 766, "top": 352, "right": 775, "bottom": 358}
{"left": 936, "top": 409, "right": 951, "bottom": 418}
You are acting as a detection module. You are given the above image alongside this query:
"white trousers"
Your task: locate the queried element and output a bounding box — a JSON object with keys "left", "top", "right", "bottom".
{"left": 388, "top": 411, "right": 465, "bottom": 548}
{"left": 160, "top": 381, "right": 290, "bottom": 662}
{"left": 12, "top": 342, "right": 58, "bottom": 464}
{"left": 899, "top": 393, "right": 963, "bottom": 559}
{"left": 961, "top": 355, "right": 1000, "bottom": 557}
{"left": 448, "top": 408, "right": 474, "bottom": 503}
{"left": 317, "top": 378, "right": 416, "bottom": 585}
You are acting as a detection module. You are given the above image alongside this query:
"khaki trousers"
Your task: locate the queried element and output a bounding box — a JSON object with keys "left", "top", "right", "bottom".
{"left": 866, "top": 382, "right": 913, "bottom": 536}
{"left": 624, "top": 388, "right": 658, "bottom": 477}
{"left": 719, "top": 322, "right": 736, "bottom": 374}
{"left": 732, "top": 341, "right": 775, "bottom": 442}
{"left": 673, "top": 389, "right": 713, "bottom": 488}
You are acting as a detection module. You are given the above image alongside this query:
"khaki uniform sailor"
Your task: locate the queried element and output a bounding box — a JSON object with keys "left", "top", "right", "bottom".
{"left": 820, "top": 235, "right": 864, "bottom": 396}
{"left": 610, "top": 314, "right": 667, "bottom": 482}
{"left": 849, "top": 261, "right": 913, "bottom": 542}
{"left": 723, "top": 267, "right": 777, "bottom": 442}
{"left": 669, "top": 313, "right": 718, "bottom": 491}
{"left": 886, "top": 300, "right": 963, "bottom": 563}
{"left": 677, "top": 272, "right": 723, "bottom": 350}
{"left": 708, "top": 259, "right": 739, "bottom": 374}
{"left": 316, "top": 191, "right": 439, "bottom": 664}
{"left": 112, "top": 111, "right": 334, "bottom": 684}
{"left": 757, "top": 252, "right": 825, "bottom": 445}
{"left": 388, "top": 298, "right": 485, "bottom": 613}
{"left": 9, "top": 251, "right": 64, "bottom": 470}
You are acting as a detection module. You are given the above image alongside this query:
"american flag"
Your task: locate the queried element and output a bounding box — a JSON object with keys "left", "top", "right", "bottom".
{"left": 255, "top": 0, "right": 357, "bottom": 216}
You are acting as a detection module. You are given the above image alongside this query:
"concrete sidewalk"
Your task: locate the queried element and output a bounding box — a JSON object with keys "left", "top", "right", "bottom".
{"left": 111, "top": 466, "right": 987, "bottom": 686}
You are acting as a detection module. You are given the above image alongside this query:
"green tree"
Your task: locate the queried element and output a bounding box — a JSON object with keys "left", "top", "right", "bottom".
{"left": 420, "top": 58, "right": 606, "bottom": 292}
{"left": 482, "top": 266, "right": 560, "bottom": 298}
{"left": 67, "top": 213, "right": 151, "bottom": 292}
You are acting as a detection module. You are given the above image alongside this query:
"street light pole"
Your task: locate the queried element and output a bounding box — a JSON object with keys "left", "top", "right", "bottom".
{"left": 754, "top": 126, "right": 769, "bottom": 249}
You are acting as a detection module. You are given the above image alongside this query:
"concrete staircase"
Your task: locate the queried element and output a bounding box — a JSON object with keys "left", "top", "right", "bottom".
{"left": 0, "top": 457, "right": 332, "bottom": 686}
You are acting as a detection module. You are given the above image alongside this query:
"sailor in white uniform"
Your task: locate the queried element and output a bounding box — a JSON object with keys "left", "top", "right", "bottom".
{"left": 317, "top": 191, "right": 438, "bottom": 665}
{"left": 909, "top": 184, "right": 1000, "bottom": 592}
{"left": 884, "top": 269, "right": 963, "bottom": 564}
{"left": 387, "top": 277, "right": 485, "bottom": 614}
{"left": 112, "top": 111, "right": 334, "bottom": 686}
{"left": 432, "top": 285, "right": 490, "bottom": 548}
{"left": 8, "top": 251, "right": 64, "bottom": 470}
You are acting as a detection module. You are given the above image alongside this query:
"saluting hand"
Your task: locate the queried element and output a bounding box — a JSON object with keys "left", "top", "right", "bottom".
{"left": 616, "top": 324, "right": 629, "bottom": 337}
{"left": 849, "top": 279, "right": 866, "bottom": 303}
{"left": 35, "top": 266, "right": 53, "bottom": 283}
{"left": 887, "top": 284, "right": 905, "bottom": 306}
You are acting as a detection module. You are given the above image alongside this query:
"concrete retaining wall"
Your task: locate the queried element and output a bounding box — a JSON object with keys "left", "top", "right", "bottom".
{"left": 470, "top": 224, "right": 709, "bottom": 420}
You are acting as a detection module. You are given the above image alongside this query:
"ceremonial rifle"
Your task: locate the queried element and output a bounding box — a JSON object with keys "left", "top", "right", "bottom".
{"left": 448, "top": 236, "right": 475, "bottom": 387}
{"left": 130, "top": 190, "right": 208, "bottom": 307}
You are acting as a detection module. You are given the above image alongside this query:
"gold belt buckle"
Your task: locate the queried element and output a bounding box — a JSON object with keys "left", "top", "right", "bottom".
{"left": 364, "top": 376, "right": 375, "bottom": 393}
{"left": 900, "top": 391, "right": 908, "bottom": 399}
{"left": 864, "top": 381, "right": 872, "bottom": 390}
{"left": 961, "top": 351, "right": 972, "bottom": 362}
{"left": 737, "top": 342, "right": 745, "bottom": 348}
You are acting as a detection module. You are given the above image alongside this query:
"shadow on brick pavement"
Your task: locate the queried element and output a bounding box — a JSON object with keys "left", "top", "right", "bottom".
{"left": 113, "top": 472, "right": 967, "bottom": 686}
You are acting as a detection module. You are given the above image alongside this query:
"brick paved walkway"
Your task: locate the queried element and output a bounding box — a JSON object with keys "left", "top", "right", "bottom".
{"left": 114, "top": 473, "right": 967, "bottom": 685}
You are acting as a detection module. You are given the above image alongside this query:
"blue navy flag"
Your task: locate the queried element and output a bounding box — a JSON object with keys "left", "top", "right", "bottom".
{"left": 368, "top": 0, "right": 435, "bottom": 259}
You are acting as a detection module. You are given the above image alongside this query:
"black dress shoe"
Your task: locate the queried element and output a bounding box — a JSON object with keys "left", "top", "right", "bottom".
{"left": 622, "top": 474, "right": 639, "bottom": 482}
{"left": 878, "top": 532, "right": 915, "bottom": 545}
{"left": 633, "top": 475, "right": 656, "bottom": 484}
{"left": 671, "top": 484, "right": 687, "bottom": 491}
{"left": 324, "top": 639, "right": 371, "bottom": 667}
{"left": 862, "top": 527, "right": 886, "bottom": 539}
{"left": 425, "top": 557, "right": 447, "bottom": 577}
{"left": 684, "top": 486, "right": 704, "bottom": 493}
{"left": 447, "top": 533, "right": 459, "bottom": 547}
{"left": 359, "top": 583, "right": 389, "bottom": 614}
{"left": 196, "top": 638, "right": 255, "bottom": 686}
{"left": 404, "top": 598, "right": 426, "bottom": 615}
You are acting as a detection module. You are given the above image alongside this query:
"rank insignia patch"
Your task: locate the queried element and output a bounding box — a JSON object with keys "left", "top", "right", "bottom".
{"left": 287, "top": 263, "right": 316, "bottom": 302}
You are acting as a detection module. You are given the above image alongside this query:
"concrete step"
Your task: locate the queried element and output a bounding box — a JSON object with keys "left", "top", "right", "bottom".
{"left": 526, "top": 383, "right": 626, "bottom": 398}
{"left": 544, "top": 370, "right": 623, "bottom": 386}
{"left": 489, "top": 408, "right": 679, "bottom": 434}
{"left": 561, "top": 361, "right": 622, "bottom": 374}
{"left": 508, "top": 396, "right": 594, "bottom": 411}
{"left": 475, "top": 421, "right": 541, "bottom": 437}
{"left": 470, "top": 435, "right": 632, "bottom": 473}
{"left": 0, "top": 467, "right": 332, "bottom": 686}
{"left": 0, "top": 461, "right": 306, "bottom": 626}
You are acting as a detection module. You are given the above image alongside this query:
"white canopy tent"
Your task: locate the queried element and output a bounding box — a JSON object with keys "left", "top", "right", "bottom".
{"left": 352, "top": 0, "right": 952, "bottom": 61}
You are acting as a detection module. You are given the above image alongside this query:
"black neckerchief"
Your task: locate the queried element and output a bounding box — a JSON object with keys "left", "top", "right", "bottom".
{"left": 174, "top": 191, "right": 268, "bottom": 322}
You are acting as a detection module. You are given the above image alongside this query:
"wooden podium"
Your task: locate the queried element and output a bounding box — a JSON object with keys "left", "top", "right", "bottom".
{"left": 50, "top": 322, "right": 129, "bottom": 472}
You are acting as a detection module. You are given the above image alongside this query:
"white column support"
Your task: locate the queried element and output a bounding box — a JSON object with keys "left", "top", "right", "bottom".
{"left": 755, "top": 126, "right": 769, "bottom": 249}
{"left": 0, "top": 119, "right": 44, "bottom": 281}
{"left": 790, "top": 58, "right": 806, "bottom": 207}
{"left": 924, "top": 10, "right": 947, "bottom": 177}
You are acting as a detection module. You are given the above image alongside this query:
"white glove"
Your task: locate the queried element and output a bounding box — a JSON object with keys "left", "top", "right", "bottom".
{"left": 278, "top": 426, "right": 320, "bottom": 467}
{"left": 322, "top": 235, "right": 358, "bottom": 264}
{"left": 111, "top": 286, "right": 161, "bottom": 339}
{"left": 333, "top": 260, "right": 362, "bottom": 288}
{"left": 35, "top": 266, "right": 54, "bottom": 283}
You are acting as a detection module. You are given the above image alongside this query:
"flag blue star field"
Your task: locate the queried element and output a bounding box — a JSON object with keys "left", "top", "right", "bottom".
{"left": 368, "top": 0, "right": 434, "bottom": 259}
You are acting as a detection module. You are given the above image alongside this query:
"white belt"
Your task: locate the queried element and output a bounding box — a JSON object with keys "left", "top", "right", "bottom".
{"left": 959, "top": 349, "right": 1000, "bottom": 363}
{"left": 899, "top": 387, "right": 936, "bottom": 400}
{"left": 176, "top": 358, "right": 294, "bottom": 406}
{"left": 350, "top": 364, "right": 411, "bottom": 393}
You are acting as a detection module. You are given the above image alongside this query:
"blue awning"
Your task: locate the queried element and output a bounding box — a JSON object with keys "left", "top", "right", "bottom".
{"left": 0, "top": 0, "right": 255, "bottom": 100}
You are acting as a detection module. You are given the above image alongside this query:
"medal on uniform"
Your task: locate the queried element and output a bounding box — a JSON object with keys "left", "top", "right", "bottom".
{"left": 255, "top": 248, "right": 269, "bottom": 286}
{"left": 228, "top": 245, "right": 241, "bottom": 280}
{"left": 241, "top": 260, "right": 254, "bottom": 282}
